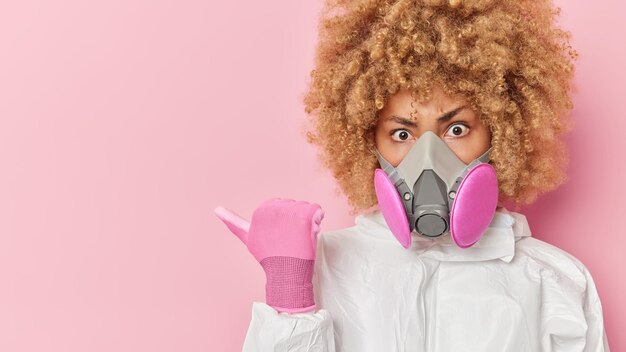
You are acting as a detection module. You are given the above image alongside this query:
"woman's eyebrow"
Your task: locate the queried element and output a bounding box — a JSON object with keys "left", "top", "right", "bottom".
{"left": 385, "top": 105, "right": 467, "bottom": 126}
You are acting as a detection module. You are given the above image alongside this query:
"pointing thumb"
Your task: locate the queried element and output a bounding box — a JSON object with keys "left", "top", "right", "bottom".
{"left": 214, "top": 206, "right": 250, "bottom": 245}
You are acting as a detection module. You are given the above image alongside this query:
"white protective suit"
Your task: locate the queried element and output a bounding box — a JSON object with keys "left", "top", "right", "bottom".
{"left": 242, "top": 207, "right": 610, "bottom": 351}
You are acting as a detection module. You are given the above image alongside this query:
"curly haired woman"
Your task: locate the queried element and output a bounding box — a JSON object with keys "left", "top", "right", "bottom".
{"left": 215, "top": 0, "right": 610, "bottom": 350}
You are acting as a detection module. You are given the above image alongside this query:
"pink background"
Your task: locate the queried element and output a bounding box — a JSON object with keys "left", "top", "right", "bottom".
{"left": 0, "top": 1, "right": 623, "bottom": 351}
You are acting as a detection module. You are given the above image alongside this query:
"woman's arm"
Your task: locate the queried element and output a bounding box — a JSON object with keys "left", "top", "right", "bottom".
{"left": 581, "top": 266, "right": 610, "bottom": 351}
{"left": 242, "top": 302, "right": 335, "bottom": 352}
{"left": 539, "top": 257, "right": 610, "bottom": 351}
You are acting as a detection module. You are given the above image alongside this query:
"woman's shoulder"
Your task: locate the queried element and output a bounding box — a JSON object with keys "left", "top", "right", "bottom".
{"left": 514, "top": 235, "right": 592, "bottom": 290}
{"left": 316, "top": 211, "right": 397, "bottom": 250}
{"left": 316, "top": 224, "right": 389, "bottom": 257}
{"left": 498, "top": 207, "right": 593, "bottom": 286}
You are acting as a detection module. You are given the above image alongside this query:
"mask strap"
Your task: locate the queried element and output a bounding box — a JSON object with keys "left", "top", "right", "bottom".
{"left": 459, "top": 147, "right": 493, "bottom": 178}
{"left": 371, "top": 146, "right": 403, "bottom": 185}
{"left": 477, "top": 147, "right": 492, "bottom": 163}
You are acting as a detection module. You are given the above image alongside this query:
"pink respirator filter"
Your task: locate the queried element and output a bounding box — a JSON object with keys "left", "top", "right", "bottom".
{"left": 374, "top": 163, "right": 498, "bottom": 249}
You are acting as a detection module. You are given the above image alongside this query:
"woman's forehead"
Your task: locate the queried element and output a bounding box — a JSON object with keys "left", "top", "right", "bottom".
{"left": 382, "top": 87, "right": 469, "bottom": 119}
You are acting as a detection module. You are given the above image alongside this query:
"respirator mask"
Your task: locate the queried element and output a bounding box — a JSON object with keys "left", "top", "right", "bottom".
{"left": 373, "top": 131, "right": 499, "bottom": 249}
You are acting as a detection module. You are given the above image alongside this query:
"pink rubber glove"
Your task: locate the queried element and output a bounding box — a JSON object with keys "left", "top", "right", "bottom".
{"left": 214, "top": 198, "right": 324, "bottom": 314}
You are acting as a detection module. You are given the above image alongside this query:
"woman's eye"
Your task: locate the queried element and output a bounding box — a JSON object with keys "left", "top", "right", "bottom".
{"left": 391, "top": 129, "right": 413, "bottom": 142}
{"left": 445, "top": 123, "right": 470, "bottom": 138}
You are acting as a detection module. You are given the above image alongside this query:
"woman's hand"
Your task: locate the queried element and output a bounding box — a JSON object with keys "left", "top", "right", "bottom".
{"left": 214, "top": 198, "right": 324, "bottom": 314}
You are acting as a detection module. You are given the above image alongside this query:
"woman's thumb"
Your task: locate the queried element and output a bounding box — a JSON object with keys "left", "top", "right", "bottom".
{"left": 214, "top": 206, "right": 250, "bottom": 245}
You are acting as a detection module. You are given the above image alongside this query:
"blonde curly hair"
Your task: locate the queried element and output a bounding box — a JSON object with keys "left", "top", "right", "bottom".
{"left": 303, "top": 0, "right": 579, "bottom": 214}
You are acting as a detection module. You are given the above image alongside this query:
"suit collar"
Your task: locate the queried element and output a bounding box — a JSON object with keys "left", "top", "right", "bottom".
{"left": 355, "top": 207, "right": 531, "bottom": 262}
